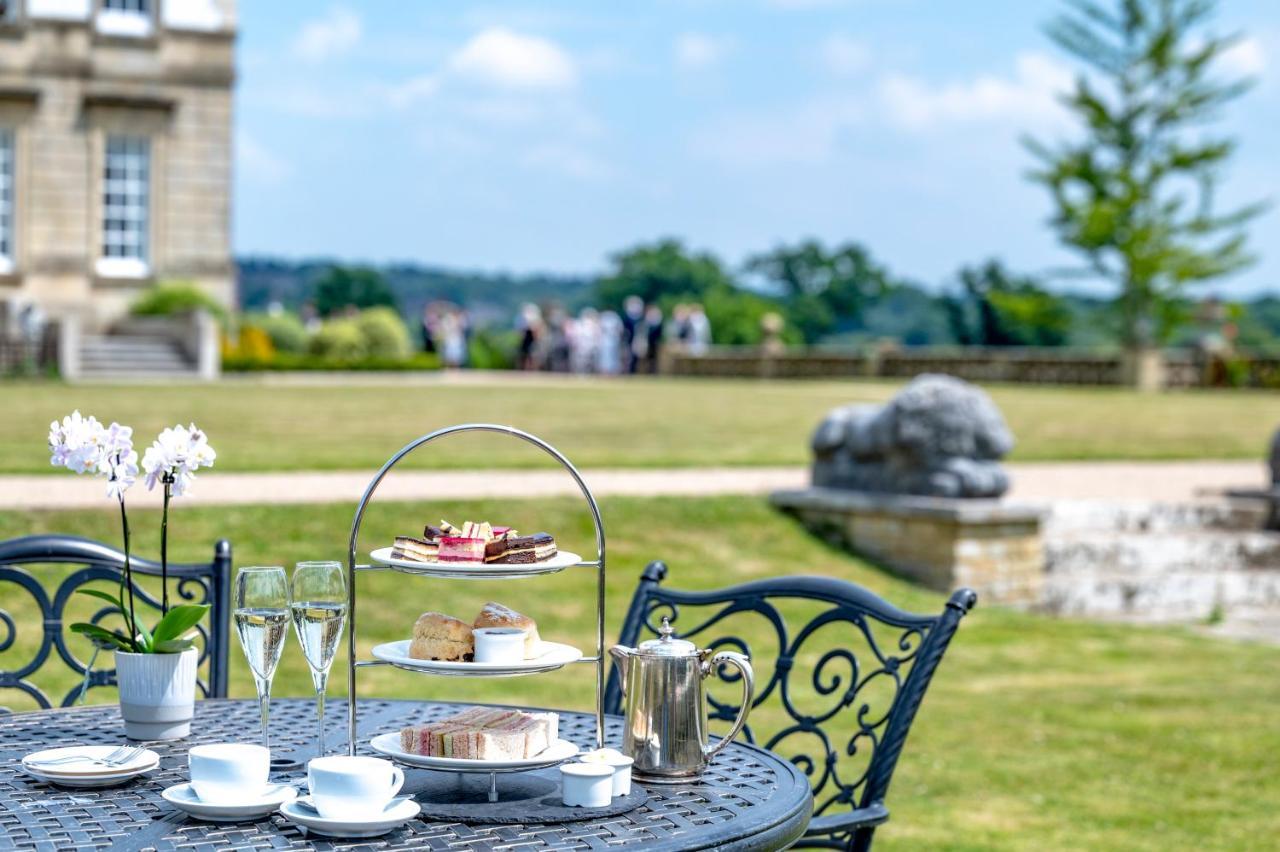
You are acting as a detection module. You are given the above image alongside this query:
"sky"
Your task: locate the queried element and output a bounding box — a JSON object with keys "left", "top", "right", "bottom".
{"left": 234, "top": 0, "right": 1280, "bottom": 296}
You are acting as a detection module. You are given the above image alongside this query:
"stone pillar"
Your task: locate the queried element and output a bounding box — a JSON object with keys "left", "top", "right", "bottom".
{"left": 1121, "top": 347, "right": 1165, "bottom": 391}
{"left": 56, "top": 314, "right": 80, "bottom": 381}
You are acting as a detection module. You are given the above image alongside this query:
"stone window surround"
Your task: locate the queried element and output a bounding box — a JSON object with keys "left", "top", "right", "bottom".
{"left": 86, "top": 102, "right": 169, "bottom": 286}
{"left": 0, "top": 95, "right": 35, "bottom": 286}
{"left": 0, "top": 127, "right": 13, "bottom": 275}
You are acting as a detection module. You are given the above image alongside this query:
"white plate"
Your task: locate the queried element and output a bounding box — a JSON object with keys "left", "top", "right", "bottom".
{"left": 372, "top": 640, "right": 583, "bottom": 676}
{"left": 162, "top": 782, "right": 298, "bottom": 822}
{"left": 20, "top": 760, "right": 159, "bottom": 788}
{"left": 279, "top": 796, "right": 420, "bottom": 838}
{"left": 370, "top": 732, "right": 579, "bottom": 772}
{"left": 22, "top": 746, "right": 159, "bottom": 777}
{"left": 369, "top": 547, "right": 584, "bottom": 580}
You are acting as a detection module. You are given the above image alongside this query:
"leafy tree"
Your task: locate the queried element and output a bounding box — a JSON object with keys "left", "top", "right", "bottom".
{"left": 1025, "top": 0, "right": 1266, "bottom": 347}
{"left": 744, "top": 241, "right": 890, "bottom": 344}
{"left": 944, "top": 260, "right": 1074, "bottom": 347}
{"left": 595, "top": 239, "right": 735, "bottom": 308}
{"left": 313, "top": 265, "right": 397, "bottom": 317}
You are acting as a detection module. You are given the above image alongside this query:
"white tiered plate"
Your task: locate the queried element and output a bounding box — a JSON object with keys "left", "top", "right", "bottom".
{"left": 370, "top": 733, "right": 578, "bottom": 772}
{"left": 369, "top": 548, "right": 584, "bottom": 580}
{"left": 371, "top": 640, "right": 582, "bottom": 677}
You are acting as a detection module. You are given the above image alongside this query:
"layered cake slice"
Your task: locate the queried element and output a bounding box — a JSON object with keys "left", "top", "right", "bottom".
{"left": 497, "top": 533, "right": 557, "bottom": 564}
{"left": 438, "top": 535, "right": 487, "bottom": 563}
{"left": 391, "top": 535, "right": 438, "bottom": 563}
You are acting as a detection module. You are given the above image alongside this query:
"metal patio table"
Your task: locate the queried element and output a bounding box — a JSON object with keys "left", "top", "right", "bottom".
{"left": 0, "top": 698, "right": 813, "bottom": 851}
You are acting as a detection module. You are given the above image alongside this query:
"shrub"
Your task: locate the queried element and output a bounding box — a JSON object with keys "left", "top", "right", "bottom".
{"left": 236, "top": 326, "right": 276, "bottom": 362}
{"left": 468, "top": 328, "right": 519, "bottom": 370}
{"left": 131, "top": 281, "right": 229, "bottom": 325}
{"left": 354, "top": 307, "right": 411, "bottom": 360}
{"left": 222, "top": 352, "right": 441, "bottom": 372}
{"left": 309, "top": 319, "right": 366, "bottom": 361}
{"left": 245, "top": 312, "right": 308, "bottom": 354}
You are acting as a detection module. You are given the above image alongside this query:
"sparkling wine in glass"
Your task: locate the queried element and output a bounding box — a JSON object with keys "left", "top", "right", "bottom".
{"left": 234, "top": 566, "right": 290, "bottom": 751}
{"left": 290, "top": 561, "right": 347, "bottom": 757}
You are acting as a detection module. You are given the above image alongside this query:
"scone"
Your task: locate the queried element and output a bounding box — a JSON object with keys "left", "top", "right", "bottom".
{"left": 409, "top": 611, "right": 474, "bottom": 662}
{"left": 474, "top": 602, "right": 541, "bottom": 659}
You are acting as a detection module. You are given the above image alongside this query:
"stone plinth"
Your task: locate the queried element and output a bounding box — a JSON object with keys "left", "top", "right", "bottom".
{"left": 771, "top": 488, "right": 1044, "bottom": 605}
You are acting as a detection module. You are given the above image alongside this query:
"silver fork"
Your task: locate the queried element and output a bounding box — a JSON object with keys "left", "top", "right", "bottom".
{"left": 29, "top": 745, "right": 145, "bottom": 768}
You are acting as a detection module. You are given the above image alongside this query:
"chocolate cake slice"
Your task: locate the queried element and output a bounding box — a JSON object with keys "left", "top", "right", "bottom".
{"left": 497, "top": 532, "right": 557, "bottom": 564}
{"left": 392, "top": 535, "right": 438, "bottom": 563}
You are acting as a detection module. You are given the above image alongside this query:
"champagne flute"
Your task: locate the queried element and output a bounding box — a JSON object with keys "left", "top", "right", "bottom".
{"left": 233, "top": 566, "right": 290, "bottom": 751}
{"left": 290, "top": 561, "right": 347, "bottom": 757}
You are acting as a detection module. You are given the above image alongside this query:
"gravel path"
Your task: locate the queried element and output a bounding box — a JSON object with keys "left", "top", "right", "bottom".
{"left": 0, "top": 461, "right": 1264, "bottom": 510}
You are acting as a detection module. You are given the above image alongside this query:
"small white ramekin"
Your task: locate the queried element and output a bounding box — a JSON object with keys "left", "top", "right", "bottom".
{"left": 580, "top": 748, "right": 635, "bottom": 796}
{"left": 560, "top": 762, "right": 613, "bottom": 807}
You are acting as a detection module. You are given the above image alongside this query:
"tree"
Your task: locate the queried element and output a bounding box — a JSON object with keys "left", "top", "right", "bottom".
{"left": 944, "top": 260, "right": 1074, "bottom": 346}
{"left": 595, "top": 239, "right": 734, "bottom": 309}
{"left": 1026, "top": 0, "right": 1266, "bottom": 347}
{"left": 744, "top": 241, "right": 890, "bottom": 344}
{"left": 313, "top": 265, "right": 397, "bottom": 317}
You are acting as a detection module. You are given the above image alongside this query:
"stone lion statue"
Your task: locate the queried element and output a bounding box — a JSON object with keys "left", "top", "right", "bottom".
{"left": 811, "top": 374, "right": 1014, "bottom": 498}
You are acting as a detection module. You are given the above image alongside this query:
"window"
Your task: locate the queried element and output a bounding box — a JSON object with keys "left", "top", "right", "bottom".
{"left": 0, "top": 130, "right": 13, "bottom": 274}
{"left": 97, "top": 0, "right": 152, "bottom": 37}
{"left": 98, "top": 135, "right": 149, "bottom": 277}
{"left": 0, "top": 1, "right": 19, "bottom": 25}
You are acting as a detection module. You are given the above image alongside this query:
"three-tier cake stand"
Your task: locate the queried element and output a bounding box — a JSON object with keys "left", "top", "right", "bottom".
{"left": 343, "top": 424, "right": 606, "bottom": 802}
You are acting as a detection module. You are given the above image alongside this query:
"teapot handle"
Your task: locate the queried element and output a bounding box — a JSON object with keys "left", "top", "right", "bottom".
{"left": 703, "top": 651, "right": 755, "bottom": 762}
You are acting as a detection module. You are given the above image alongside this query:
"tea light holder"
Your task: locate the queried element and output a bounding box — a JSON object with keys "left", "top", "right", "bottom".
{"left": 580, "top": 749, "right": 635, "bottom": 796}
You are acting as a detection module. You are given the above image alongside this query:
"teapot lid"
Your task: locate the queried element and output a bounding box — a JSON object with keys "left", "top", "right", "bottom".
{"left": 638, "top": 617, "right": 699, "bottom": 656}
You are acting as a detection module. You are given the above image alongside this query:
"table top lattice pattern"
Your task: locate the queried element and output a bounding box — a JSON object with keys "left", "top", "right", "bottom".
{"left": 0, "top": 699, "right": 812, "bottom": 852}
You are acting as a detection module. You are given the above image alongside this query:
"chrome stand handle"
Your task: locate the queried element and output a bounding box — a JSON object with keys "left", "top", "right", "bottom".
{"left": 703, "top": 651, "right": 754, "bottom": 761}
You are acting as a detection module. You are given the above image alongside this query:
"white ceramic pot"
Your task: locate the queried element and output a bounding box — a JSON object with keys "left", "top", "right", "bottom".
{"left": 115, "top": 647, "right": 198, "bottom": 741}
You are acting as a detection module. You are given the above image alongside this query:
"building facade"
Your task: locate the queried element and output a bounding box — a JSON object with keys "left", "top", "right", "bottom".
{"left": 0, "top": 0, "right": 235, "bottom": 330}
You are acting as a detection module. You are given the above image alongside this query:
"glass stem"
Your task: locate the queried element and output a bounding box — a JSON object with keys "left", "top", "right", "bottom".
{"left": 314, "top": 671, "right": 328, "bottom": 757}
{"left": 257, "top": 677, "right": 272, "bottom": 751}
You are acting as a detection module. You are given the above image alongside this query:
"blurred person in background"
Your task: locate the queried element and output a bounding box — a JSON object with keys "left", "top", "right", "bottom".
{"left": 440, "top": 309, "right": 467, "bottom": 369}
{"left": 622, "top": 295, "right": 644, "bottom": 373}
{"left": 688, "top": 303, "right": 711, "bottom": 356}
{"left": 517, "top": 303, "right": 542, "bottom": 370}
{"left": 642, "top": 303, "right": 664, "bottom": 374}
{"left": 420, "top": 303, "right": 438, "bottom": 355}
{"left": 598, "top": 310, "right": 622, "bottom": 374}
{"left": 571, "top": 307, "right": 601, "bottom": 374}
{"left": 671, "top": 303, "right": 692, "bottom": 349}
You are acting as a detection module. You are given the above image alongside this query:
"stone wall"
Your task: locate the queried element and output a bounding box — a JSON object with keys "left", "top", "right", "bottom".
{"left": 771, "top": 488, "right": 1044, "bottom": 605}
{"left": 0, "top": 11, "right": 235, "bottom": 330}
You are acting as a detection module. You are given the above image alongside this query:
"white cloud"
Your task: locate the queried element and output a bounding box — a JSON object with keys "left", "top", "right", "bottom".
{"left": 1220, "top": 36, "right": 1266, "bottom": 77}
{"left": 522, "top": 144, "right": 615, "bottom": 181}
{"left": 449, "top": 27, "right": 577, "bottom": 91}
{"left": 675, "top": 33, "right": 733, "bottom": 71}
{"left": 293, "top": 6, "right": 362, "bottom": 62}
{"left": 236, "top": 131, "right": 292, "bottom": 184}
{"left": 690, "top": 95, "right": 865, "bottom": 166}
{"left": 387, "top": 74, "right": 441, "bottom": 108}
{"left": 877, "top": 51, "right": 1072, "bottom": 130}
{"left": 820, "top": 33, "right": 870, "bottom": 76}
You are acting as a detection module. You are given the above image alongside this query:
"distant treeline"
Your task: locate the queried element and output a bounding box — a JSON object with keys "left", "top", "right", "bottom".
{"left": 236, "top": 252, "right": 1280, "bottom": 350}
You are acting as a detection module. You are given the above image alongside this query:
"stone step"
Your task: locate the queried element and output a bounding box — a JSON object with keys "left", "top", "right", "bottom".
{"left": 1039, "top": 499, "right": 1266, "bottom": 535}
{"left": 1046, "top": 530, "right": 1280, "bottom": 575}
{"left": 77, "top": 334, "right": 196, "bottom": 378}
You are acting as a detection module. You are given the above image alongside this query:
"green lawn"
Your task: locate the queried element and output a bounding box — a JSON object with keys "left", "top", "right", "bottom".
{"left": 1, "top": 376, "right": 1278, "bottom": 473}
{"left": 1, "top": 495, "right": 1276, "bottom": 850}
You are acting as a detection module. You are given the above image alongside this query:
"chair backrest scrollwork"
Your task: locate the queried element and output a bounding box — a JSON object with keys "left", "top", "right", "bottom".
{"left": 606, "top": 562, "right": 975, "bottom": 844}
{"left": 0, "top": 535, "right": 231, "bottom": 709}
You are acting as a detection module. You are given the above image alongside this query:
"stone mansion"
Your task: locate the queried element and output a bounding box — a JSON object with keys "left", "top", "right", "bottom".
{"left": 0, "top": 0, "right": 235, "bottom": 332}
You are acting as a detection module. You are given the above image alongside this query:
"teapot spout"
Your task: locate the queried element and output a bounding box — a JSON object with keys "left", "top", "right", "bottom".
{"left": 608, "top": 645, "right": 633, "bottom": 697}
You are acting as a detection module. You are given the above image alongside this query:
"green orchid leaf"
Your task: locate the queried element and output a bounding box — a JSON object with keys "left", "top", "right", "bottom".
{"left": 152, "top": 639, "right": 196, "bottom": 653}
{"left": 70, "top": 622, "right": 133, "bottom": 652}
{"left": 151, "top": 604, "right": 210, "bottom": 645}
{"left": 75, "top": 588, "right": 125, "bottom": 610}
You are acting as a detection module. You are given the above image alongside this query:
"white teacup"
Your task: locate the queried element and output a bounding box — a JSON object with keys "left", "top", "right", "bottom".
{"left": 474, "top": 627, "right": 528, "bottom": 664}
{"left": 189, "top": 743, "right": 270, "bottom": 805}
{"left": 307, "top": 755, "right": 404, "bottom": 821}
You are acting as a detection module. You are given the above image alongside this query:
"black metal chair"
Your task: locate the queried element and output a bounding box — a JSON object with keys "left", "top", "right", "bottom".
{"left": 0, "top": 534, "right": 232, "bottom": 709}
{"left": 606, "top": 561, "right": 976, "bottom": 852}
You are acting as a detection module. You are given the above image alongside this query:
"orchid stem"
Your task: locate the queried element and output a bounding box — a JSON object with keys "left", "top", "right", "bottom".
{"left": 118, "top": 495, "right": 139, "bottom": 652}
{"left": 161, "top": 478, "right": 171, "bottom": 615}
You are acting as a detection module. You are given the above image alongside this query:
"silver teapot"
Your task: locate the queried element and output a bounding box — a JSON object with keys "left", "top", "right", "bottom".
{"left": 609, "top": 616, "right": 754, "bottom": 782}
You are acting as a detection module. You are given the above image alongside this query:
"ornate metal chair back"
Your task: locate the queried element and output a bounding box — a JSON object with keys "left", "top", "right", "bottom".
{"left": 0, "top": 534, "right": 231, "bottom": 710}
{"left": 606, "top": 561, "right": 975, "bottom": 851}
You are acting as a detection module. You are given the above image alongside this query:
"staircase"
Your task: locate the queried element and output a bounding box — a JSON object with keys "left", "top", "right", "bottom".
{"left": 78, "top": 333, "right": 199, "bottom": 380}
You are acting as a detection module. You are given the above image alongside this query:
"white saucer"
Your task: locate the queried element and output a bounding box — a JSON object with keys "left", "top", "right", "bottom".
{"left": 162, "top": 782, "right": 298, "bottom": 822}
{"left": 279, "top": 796, "right": 420, "bottom": 838}
{"left": 371, "top": 732, "right": 579, "bottom": 772}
